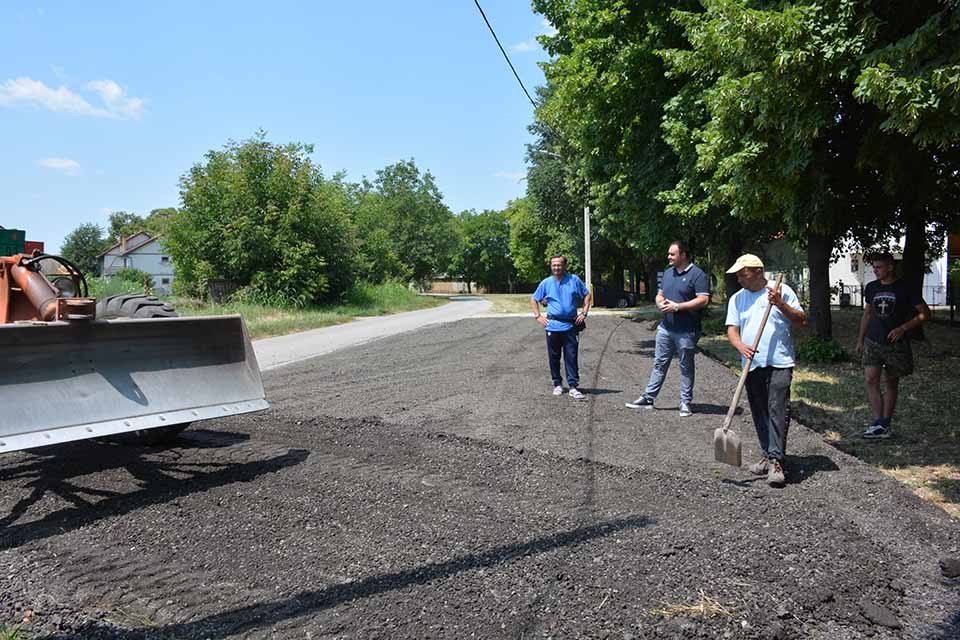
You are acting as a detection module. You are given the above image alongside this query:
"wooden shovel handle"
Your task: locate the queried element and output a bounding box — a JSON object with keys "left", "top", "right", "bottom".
{"left": 722, "top": 273, "right": 784, "bottom": 430}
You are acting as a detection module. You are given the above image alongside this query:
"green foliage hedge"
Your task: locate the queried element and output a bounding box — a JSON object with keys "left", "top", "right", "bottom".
{"left": 797, "top": 338, "right": 848, "bottom": 364}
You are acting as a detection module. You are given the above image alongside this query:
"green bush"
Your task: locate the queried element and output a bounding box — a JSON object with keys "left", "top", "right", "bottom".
{"left": 797, "top": 337, "right": 848, "bottom": 364}
{"left": 112, "top": 267, "right": 154, "bottom": 288}
{"left": 699, "top": 306, "right": 727, "bottom": 336}
{"left": 87, "top": 275, "right": 147, "bottom": 299}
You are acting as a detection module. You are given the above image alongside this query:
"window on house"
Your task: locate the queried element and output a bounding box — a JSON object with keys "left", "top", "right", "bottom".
{"left": 850, "top": 255, "right": 859, "bottom": 273}
{"left": 161, "top": 278, "right": 170, "bottom": 285}
{"left": 161, "top": 256, "right": 170, "bottom": 263}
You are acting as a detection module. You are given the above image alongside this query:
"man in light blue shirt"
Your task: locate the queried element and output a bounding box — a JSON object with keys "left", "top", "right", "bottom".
{"left": 531, "top": 255, "right": 591, "bottom": 399}
{"left": 724, "top": 254, "right": 806, "bottom": 486}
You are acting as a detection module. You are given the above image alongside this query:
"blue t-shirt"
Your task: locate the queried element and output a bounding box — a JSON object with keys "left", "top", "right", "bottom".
{"left": 532, "top": 273, "right": 590, "bottom": 332}
{"left": 725, "top": 282, "right": 803, "bottom": 371}
{"left": 660, "top": 263, "right": 710, "bottom": 333}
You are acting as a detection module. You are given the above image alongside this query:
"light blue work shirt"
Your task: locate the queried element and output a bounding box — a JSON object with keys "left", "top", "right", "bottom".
{"left": 725, "top": 282, "right": 803, "bottom": 371}
{"left": 532, "top": 273, "right": 589, "bottom": 332}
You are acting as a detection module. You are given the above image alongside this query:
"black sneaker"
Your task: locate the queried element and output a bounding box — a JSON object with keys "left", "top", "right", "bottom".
{"left": 625, "top": 396, "right": 654, "bottom": 409}
{"left": 862, "top": 422, "right": 891, "bottom": 439}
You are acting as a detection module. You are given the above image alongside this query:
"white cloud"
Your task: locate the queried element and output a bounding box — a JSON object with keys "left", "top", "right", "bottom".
{"left": 86, "top": 79, "right": 144, "bottom": 119}
{"left": 0, "top": 77, "right": 144, "bottom": 119}
{"left": 36, "top": 157, "right": 80, "bottom": 176}
{"left": 493, "top": 171, "right": 525, "bottom": 182}
{"left": 509, "top": 40, "right": 538, "bottom": 53}
{"left": 509, "top": 18, "right": 557, "bottom": 53}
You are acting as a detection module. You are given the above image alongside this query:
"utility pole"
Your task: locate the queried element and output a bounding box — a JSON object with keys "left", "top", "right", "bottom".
{"left": 584, "top": 206, "right": 592, "bottom": 288}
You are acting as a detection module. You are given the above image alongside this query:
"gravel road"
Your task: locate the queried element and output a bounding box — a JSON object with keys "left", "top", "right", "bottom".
{"left": 1, "top": 316, "right": 958, "bottom": 639}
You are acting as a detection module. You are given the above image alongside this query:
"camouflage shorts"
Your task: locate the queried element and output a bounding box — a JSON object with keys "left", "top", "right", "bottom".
{"left": 862, "top": 338, "right": 914, "bottom": 378}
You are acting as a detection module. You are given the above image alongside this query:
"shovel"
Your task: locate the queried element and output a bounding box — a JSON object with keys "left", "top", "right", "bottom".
{"left": 714, "top": 273, "right": 784, "bottom": 467}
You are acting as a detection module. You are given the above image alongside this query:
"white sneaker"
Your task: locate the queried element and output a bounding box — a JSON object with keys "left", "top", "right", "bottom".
{"left": 553, "top": 385, "right": 564, "bottom": 396}
{"left": 569, "top": 388, "right": 585, "bottom": 400}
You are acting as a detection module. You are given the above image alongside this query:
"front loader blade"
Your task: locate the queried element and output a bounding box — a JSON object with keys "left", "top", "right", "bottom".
{"left": 0, "top": 315, "right": 268, "bottom": 453}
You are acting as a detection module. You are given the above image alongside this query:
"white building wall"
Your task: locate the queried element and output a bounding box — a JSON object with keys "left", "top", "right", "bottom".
{"left": 828, "top": 236, "right": 949, "bottom": 306}
{"left": 98, "top": 235, "right": 175, "bottom": 294}
{"left": 127, "top": 239, "right": 175, "bottom": 294}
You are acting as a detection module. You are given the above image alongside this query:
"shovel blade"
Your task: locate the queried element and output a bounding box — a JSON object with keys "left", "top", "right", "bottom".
{"left": 713, "top": 427, "right": 742, "bottom": 467}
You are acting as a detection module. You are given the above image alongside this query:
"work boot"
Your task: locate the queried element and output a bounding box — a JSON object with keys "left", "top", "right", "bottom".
{"left": 553, "top": 385, "right": 564, "bottom": 396}
{"left": 767, "top": 459, "right": 786, "bottom": 486}
{"left": 625, "top": 395, "right": 654, "bottom": 409}
{"left": 748, "top": 456, "right": 769, "bottom": 475}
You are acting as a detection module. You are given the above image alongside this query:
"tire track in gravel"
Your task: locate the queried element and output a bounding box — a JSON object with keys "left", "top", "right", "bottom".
{"left": 512, "top": 317, "right": 626, "bottom": 640}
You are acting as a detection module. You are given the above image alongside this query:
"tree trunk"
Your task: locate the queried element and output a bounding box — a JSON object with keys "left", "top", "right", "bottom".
{"left": 613, "top": 260, "right": 625, "bottom": 292}
{"left": 901, "top": 213, "right": 926, "bottom": 302}
{"left": 807, "top": 231, "right": 834, "bottom": 340}
{"left": 723, "top": 235, "right": 743, "bottom": 311}
{"left": 644, "top": 263, "right": 658, "bottom": 302}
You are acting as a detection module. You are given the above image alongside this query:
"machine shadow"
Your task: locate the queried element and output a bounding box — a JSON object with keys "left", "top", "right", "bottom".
{"left": 0, "top": 430, "right": 308, "bottom": 551}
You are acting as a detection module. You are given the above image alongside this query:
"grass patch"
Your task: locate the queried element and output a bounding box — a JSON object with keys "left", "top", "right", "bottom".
{"left": 482, "top": 293, "right": 540, "bottom": 314}
{"left": 0, "top": 626, "right": 27, "bottom": 640}
{"left": 648, "top": 591, "right": 733, "bottom": 619}
{"left": 700, "top": 305, "right": 960, "bottom": 517}
{"left": 173, "top": 282, "right": 447, "bottom": 340}
{"left": 482, "top": 293, "right": 657, "bottom": 315}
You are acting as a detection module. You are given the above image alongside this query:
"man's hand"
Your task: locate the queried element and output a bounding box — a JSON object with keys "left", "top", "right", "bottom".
{"left": 658, "top": 298, "right": 676, "bottom": 314}
{"left": 855, "top": 340, "right": 864, "bottom": 356}
{"left": 575, "top": 312, "right": 586, "bottom": 326}
{"left": 733, "top": 340, "right": 756, "bottom": 361}
{"left": 537, "top": 315, "right": 548, "bottom": 328}
{"left": 887, "top": 325, "right": 906, "bottom": 342}
{"left": 767, "top": 286, "right": 784, "bottom": 308}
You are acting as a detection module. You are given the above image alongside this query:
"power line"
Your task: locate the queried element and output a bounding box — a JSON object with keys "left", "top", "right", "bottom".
{"left": 473, "top": 0, "right": 538, "bottom": 110}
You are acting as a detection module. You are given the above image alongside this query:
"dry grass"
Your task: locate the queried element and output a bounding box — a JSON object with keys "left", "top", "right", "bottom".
{"left": 648, "top": 591, "right": 733, "bottom": 619}
{"left": 700, "top": 306, "right": 960, "bottom": 517}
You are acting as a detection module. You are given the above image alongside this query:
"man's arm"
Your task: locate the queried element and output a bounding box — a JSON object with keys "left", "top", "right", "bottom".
{"left": 726, "top": 324, "right": 756, "bottom": 361}
{"left": 576, "top": 290, "right": 592, "bottom": 325}
{"left": 673, "top": 294, "right": 709, "bottom": 313}
{"left": 888, "top": 299, "right": 930, "bottom": 342}
{"left": 531, "top": 296, "right": 548, "bottom": 327}
{"left": 767, "top": 287, "right": 806, "bottom": 326}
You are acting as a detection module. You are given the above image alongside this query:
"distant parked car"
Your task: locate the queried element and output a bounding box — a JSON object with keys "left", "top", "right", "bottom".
{"left": 591, "top": 284, "right": 638, "bottom": 308}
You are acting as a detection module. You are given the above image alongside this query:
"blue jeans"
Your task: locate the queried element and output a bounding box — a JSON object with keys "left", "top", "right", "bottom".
{"left": 643, "top": 326, "right": 698, "bottom": 404}
{"left": 546, "top": 329, "right": 580, "bottom": 388}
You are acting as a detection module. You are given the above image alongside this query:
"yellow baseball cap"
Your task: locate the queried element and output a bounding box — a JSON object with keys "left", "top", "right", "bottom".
{"left": 726, "top": 253, "right": 764, "bottom": 273}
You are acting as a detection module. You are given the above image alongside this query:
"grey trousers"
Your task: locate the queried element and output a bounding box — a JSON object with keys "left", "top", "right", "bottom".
{"left": 643, "top": 326, "right": 699, "bottom": 404}
{"left": 745, "top": 366, "right": 793, "bottom": 461}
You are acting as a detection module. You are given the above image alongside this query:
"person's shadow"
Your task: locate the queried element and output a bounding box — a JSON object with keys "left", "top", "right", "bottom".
{"left": 719, "top": 454, "right": 839, "bottom": 487}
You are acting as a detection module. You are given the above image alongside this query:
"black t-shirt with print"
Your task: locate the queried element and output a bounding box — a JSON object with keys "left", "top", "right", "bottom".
{"left": 864, "top": 279, "right": 921, "bottom": 344}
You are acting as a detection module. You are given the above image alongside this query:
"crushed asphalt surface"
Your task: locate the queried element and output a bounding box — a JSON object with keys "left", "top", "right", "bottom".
{"left": 1, "top": 316, "right": 958, "bottom": 639}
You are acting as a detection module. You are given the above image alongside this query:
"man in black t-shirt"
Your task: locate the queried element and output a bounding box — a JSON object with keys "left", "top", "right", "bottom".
{"left": 855, "top": 252, "right": 930, "bottom": 439}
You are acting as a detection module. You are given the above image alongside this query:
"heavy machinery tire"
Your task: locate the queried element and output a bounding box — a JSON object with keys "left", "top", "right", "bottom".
{"left": 96, "top": 294, "right": 190, "bottom": 444}
{"left": 96, "top": 293, "right": 178, "bottom": 319}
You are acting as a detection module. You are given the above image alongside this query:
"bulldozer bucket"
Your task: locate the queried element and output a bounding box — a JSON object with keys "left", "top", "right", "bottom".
{"left": 0, "top": 315, "right": 268, "bottom": 453}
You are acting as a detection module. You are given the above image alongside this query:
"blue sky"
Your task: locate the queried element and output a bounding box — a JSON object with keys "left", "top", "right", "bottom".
{"left": 0, "top": 1, "right": 552, "bottom": 253}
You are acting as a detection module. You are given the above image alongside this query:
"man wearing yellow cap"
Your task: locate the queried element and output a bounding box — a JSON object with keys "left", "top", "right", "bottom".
{"left": 724, "top": 254, "right": 806, "bottom": 486}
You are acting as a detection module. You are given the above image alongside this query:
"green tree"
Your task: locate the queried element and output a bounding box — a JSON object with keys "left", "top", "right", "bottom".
{"left": 60, "top": 222, "right": 108, "bottom": 276}
{"left": 451, "top": 209, "right": 515, "bottom": 292}
{"left": 107, "top": 211, "right": 145, "bottom": 241}
{"left": 168, "top": 133, "right": 358, "bottom": 306}
{"left": 364, "top": 159, "right": 458, "bottom": 288}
